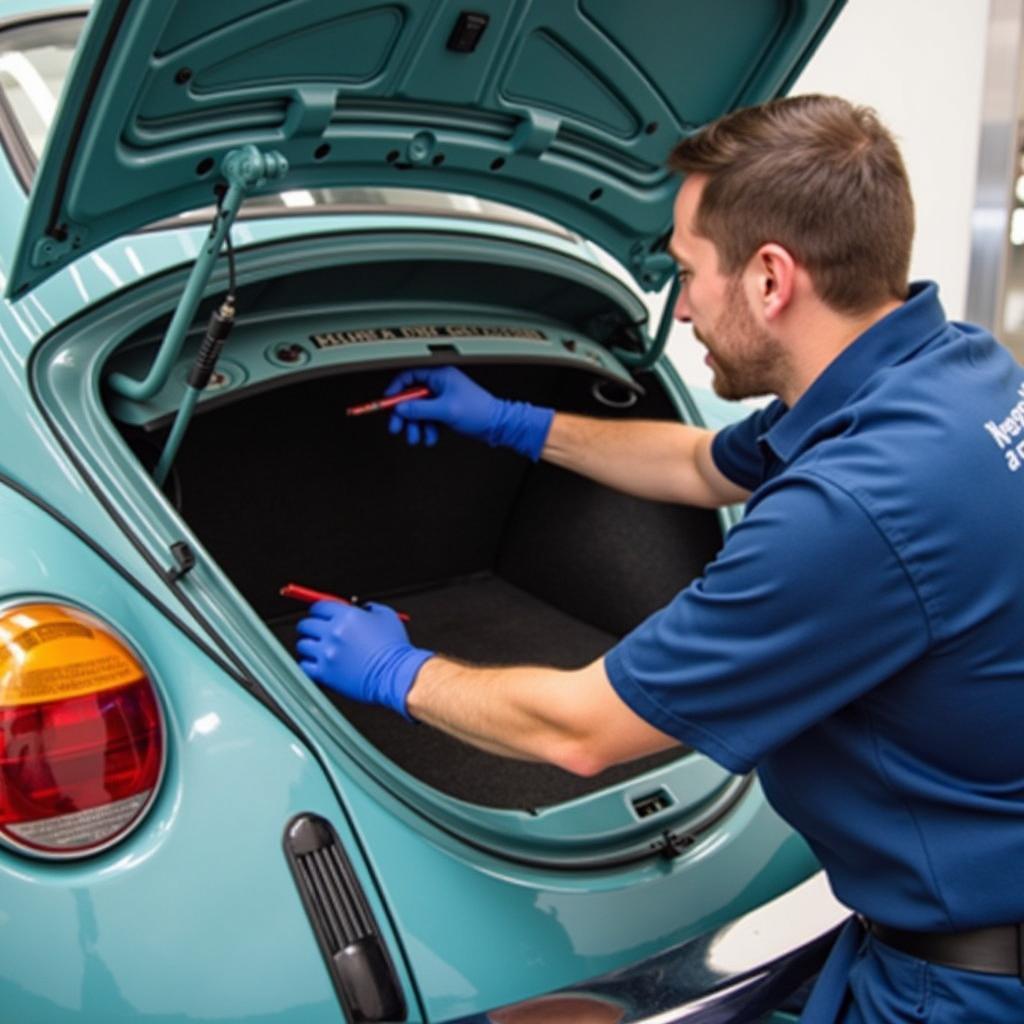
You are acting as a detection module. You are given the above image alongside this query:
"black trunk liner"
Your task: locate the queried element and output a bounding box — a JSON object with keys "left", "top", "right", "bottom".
{"left": 269, "top": 573, "right": 684, "bottom": 809}
{"left": 144, "top": 364, "right": 719, "bottom": 811}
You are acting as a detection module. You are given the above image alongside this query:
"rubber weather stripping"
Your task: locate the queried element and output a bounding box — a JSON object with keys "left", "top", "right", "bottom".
{"left": 0, "top": 469, "right": 280, "bottom": 714}
{"left": 428, "top": 772, "right": 755, "bottom": 874}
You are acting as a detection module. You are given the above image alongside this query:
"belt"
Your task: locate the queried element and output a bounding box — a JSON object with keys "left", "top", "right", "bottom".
{"left": 868, "top": 919, "right": 1024, "bottom": 980}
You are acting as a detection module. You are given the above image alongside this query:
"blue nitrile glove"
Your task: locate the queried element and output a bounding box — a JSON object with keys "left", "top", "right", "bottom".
{"left": 295, "top": 600, "right": 433, "bottom": 720}
{"left": 385, "top": 366, "right": 554, "bottom": 460}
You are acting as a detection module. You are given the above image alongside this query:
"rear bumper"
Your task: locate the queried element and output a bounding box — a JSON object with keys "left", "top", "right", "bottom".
{"left": 452, "top": 872, "right": 849, "bottom": 1024}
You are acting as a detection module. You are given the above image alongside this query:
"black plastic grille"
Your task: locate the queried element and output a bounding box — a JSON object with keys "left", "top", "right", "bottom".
{"left": 299, "top": 838, "right": 375, "bottom": 947}
{"left": 284, "top": 814, "right": 405, "bottom": 1022}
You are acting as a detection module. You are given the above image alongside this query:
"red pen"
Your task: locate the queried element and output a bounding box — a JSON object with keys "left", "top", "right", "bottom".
{"left": 280, "top": 582, "right": 411, "bottom": 622}
{"left": 346, "top": 386, "right": 431, "bottom": 417}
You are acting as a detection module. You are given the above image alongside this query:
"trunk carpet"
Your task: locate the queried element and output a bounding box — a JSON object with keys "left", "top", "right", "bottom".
{"left": 269, "top": 572, "right": 685, "bottom": 809}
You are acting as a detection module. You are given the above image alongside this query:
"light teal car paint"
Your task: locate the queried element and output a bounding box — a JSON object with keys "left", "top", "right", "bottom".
{"left": 0, "top": 483, "right": 414, "bottom": 1023}
{"left": 0, "top": 2, "right": 850, "bottom": 1021}
{"left": 338, "top": 768, "right": 816, "bottom": 1019}
{"left": 7, "top": 0, "right": 846, "bottom": 298}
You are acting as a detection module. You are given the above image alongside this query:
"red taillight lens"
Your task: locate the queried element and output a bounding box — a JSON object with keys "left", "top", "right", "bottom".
{"left": 0, "top": 603, "right": 164, "bottom": 856}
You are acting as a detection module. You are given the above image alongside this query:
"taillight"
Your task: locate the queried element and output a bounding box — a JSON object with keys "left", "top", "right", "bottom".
{"left": 0, "top": 602, "right": 165, "bottom": 857}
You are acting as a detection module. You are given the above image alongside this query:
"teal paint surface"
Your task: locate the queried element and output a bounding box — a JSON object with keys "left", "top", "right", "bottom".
{"left": 0, "top": 485, "right": 420, "bottom": 1023}
{"left": 335, "top": 767, "right": 817, "bottom": 1019}
{"left": 8, "top": 0, "right": 846, "bottom": 296}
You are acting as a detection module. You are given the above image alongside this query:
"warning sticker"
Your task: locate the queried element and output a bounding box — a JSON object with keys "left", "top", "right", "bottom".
{"left": 13, "top": 622, "right": 94, "bottom": 650}
{"left": 0, "top": 622, "right": 94, "bottom": 671}
{"left": 310, "top": 324, "right": 548, "bottom": 348}
{"left": 4, "top": 655, "right": 142, "bottom": 705}
{"left": 0, "top": 605, "right": 145, "bottom": 706}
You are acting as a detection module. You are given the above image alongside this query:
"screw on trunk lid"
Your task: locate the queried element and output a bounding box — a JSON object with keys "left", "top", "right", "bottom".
{"left": 407, "top": 131, "right": 437, "bottom": 166}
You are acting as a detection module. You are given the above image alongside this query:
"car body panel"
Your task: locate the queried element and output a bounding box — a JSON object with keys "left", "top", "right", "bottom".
{"left": 337, "top": 768, "right": 819, "bottom": 1019}
{"left": 0, "top": 481, "right": 420, "bottom": 1024}
{"left": 7, "top": 0, "right": 846, "bottom": 297}
{"left": 450, "top": 872, "right": 849, "bottom": 1024}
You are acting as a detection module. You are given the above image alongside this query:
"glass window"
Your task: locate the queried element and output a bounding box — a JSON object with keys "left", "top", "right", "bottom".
{"left": 0, "top": 16, "right": 79, "bottom": 162}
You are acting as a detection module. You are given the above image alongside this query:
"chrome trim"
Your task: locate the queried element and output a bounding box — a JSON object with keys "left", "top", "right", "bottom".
{"left": 0, "top": 4, "right": 88, "bottom": 34}
{"left": 452, "top": 872, "right": 849, "bottom": 1024}
{"left": 966, "top": 0, "right": 1024, "bottom": 346}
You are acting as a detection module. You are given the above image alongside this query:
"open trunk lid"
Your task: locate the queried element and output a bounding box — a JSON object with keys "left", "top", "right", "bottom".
{"left": 8, "top": 0, "right": 845, "bottom": 298}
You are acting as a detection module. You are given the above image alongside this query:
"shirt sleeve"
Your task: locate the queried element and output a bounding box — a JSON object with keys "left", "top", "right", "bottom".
{"left": 711, "top": 400, "right": 786, "bottom": 491}
{"left": 604, "top": 473, "right": 930, "bottom": 774}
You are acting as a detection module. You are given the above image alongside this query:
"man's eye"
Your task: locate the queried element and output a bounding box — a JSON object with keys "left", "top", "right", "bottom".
{"left": 678, "top": 269, "right": 692, "bottom": 284}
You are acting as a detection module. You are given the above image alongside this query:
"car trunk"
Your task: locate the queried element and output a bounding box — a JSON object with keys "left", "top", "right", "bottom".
{"left": 121, "top": 356, "right": 724, "bottom": 811}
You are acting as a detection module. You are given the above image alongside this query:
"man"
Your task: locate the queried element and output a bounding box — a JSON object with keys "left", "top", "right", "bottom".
{"left": 296, "top": 95, "right": 1024, "bottom": 1022}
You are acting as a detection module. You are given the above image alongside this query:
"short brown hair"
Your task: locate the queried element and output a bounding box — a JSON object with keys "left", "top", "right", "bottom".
{"left": 668, "top": 94, "right": 913, "bottom": 315}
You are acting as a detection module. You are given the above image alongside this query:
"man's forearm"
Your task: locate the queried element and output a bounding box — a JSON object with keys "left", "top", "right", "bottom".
{"left": 406, "top": 657, "right": 595, "bottom": 770}
{"left": 405, "top": 654, "right": 679, "bottom": 775}
{"left": 540, "top": 413, "right": 737, "bottom": 508}
{"left": 402, "top": 659, "right": 543, "bottom": 761}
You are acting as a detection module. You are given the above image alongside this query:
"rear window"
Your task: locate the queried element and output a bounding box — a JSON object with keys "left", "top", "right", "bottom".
{"left": 0, "top": 14, "right": 77, "bottom": 165}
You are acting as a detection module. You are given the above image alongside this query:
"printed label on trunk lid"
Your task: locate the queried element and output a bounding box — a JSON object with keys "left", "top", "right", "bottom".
{"left": 310, "top": 324, "right": 548, "bottom": 347}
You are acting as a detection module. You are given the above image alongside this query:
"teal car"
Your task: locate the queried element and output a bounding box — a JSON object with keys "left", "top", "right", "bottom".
{"left": 0, "top": 2, "right": 850, "bottom": 1021}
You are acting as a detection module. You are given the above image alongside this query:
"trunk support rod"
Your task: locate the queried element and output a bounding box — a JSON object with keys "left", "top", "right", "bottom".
{"left": 106, "top": 145, "right": 287, "bottom": 402}
{"left": 611, "top": 274, "right": 680, "bottom": 372}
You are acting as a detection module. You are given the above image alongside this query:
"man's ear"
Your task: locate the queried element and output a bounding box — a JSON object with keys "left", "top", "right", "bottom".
{"left": 750, "top": 243, "right": 797, "bottom": 321}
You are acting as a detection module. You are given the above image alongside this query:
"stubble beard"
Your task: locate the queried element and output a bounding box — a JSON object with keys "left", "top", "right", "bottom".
{"left": 699, "top": 278, "right": 787, "bottom": 402}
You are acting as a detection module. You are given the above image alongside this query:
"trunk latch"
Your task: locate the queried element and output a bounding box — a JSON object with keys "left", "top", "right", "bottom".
{"left": 653, "top": 829, "right": 696, "bottom": 861}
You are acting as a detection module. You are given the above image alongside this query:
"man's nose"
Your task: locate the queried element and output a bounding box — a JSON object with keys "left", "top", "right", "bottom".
{"left": 674, "top": 288, "right": 692, "bottom": 323}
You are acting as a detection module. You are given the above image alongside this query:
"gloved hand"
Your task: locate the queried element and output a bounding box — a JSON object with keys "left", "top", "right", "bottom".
{"left": 385, "top": 366, "right": 554, "bottom": 460}
{"left": 295, "top": 600, "right": 433, "bottom": 720}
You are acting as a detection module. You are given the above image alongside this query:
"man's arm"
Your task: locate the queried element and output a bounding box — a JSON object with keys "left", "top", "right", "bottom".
{"left": 541, "top": 413, "right": 750, "bottom": 508}
{"left": 296, "top": 599, "right": 676, "bottom": 773}
{"left": 405, "top": 655, "right": 680, "bottom": 775}
{"left": 384, "top": 366, "right": 750, "bottom": 508}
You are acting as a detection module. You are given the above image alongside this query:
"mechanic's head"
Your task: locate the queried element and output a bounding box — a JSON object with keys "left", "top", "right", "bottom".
{"left": 668, "top": 94, "right": 914, "bottom": 316}
{"left": 665, "top": 95, "right": 913, "bottom": 402}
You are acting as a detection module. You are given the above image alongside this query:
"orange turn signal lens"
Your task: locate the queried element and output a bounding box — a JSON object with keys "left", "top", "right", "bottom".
{"left": 0, "top": 602, "right": 164, "bottom": 857}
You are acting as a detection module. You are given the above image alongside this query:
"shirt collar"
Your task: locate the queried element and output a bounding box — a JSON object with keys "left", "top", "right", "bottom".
{"left": 762, "top": 281, "right": 947, "bottom": 464}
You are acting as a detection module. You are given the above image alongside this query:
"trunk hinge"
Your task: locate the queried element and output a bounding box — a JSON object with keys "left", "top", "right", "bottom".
{"left": 611, "top": 272, "right": 680, "bottom": 373}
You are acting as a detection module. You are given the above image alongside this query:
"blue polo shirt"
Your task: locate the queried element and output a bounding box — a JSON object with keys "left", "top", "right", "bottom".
{"left": 605, "top": 282, "right": 1024, "bottom": 931}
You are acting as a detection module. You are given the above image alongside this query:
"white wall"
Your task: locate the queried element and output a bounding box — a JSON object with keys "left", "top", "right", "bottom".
{"left": 793, "top": 0, "right": 990, "bottom": 319}
{"left": 662, "top": 0, "right": 992, "bottom": 393}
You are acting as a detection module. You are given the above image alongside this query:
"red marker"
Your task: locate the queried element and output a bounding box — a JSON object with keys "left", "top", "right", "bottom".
{"left": 346, "top": 386, "right": 431, "bottom": 417}
{"left": 280, "top": 583, "right": 411, "bottom": 622}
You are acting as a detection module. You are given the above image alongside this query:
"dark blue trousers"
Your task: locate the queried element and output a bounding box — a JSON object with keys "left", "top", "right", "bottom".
{"left": 801, "top": 919, "right": 1024, "bottom": 1022}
